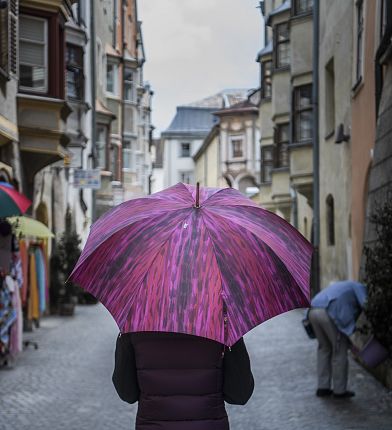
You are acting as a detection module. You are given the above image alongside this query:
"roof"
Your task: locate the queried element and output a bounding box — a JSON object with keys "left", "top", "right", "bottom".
{"left": 214, "top": 99, "right": 259, "bottom": 116}
{"left": 186, "top": 89, "right": 249, "bottom": 109}
{"left": 266, "top": 0, "right": 291, "bottom": 25}
{"left": 256, "top": 40, "right": 273, "bottom": 61}
{"left": 162, "top": 106, "right": 219, "bottom": 137}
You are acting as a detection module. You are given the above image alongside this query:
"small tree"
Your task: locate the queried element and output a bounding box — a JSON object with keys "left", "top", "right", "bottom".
{"left": 56, "top": 206, "right": 82, "bottom": 304}
{"left": 364, "top": 193, "right": 392, "bottom": 353}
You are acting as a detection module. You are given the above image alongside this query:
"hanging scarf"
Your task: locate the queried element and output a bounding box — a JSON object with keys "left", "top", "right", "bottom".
{"left": 7, "top": 276, "right": 23, "bottom": 356}
{"left": 35, "top": 247, "right": 46, "bottom": 314}
{"left": 19, "top": 240, "right": 29, "bottom": 304}
{"left": 27, "top": 251, "right": 40, "bottom": 321}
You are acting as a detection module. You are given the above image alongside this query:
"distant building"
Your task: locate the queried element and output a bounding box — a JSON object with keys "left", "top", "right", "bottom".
{"left": 150, "top": 138, "right": 164, "bottom": 194}
{"left": 194, "top": 90, "right": 261, "bottom": 195}
{"left": 162, "top": 89, "right": 249, "bottom": 189}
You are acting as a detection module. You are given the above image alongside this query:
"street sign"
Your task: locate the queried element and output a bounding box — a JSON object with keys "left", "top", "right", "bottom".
{"left": 73, "top": 169, "right": 101, "bottom": 189}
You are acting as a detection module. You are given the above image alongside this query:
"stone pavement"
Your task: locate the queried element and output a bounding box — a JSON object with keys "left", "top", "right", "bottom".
{"left": 0, "top": 304, "right": 391, "bottom": 430}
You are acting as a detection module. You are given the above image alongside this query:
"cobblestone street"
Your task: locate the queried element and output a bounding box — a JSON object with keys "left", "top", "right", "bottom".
{"left": 0, "top": 304, "right": 391, "bottom": 430}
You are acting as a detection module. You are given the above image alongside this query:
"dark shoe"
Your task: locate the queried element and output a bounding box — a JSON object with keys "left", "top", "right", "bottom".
{"left": 333, "top": 391, "right": 355, "bottom": 398}
{"left": 316, "top": 388, "right": 333, "bottom": 397}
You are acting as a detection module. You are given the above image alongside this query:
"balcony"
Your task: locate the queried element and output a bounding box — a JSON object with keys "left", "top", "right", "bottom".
{"left": 17, "top": 94, "right": 72, "bottom": 193}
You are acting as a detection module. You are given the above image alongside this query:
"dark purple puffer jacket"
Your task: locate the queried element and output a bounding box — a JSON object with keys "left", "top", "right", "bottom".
{"left": 112, "top": 332, "right": 254, "bottom": 430}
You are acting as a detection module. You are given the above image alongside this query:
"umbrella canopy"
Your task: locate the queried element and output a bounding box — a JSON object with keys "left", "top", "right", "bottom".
{"left": 70, "top": 183, "right": 313, "bottom": 346}
{"left": 0, "top": 184, "right": 31, "bottom": 217}
{"left": 7, "top": 216, "right": 54, "bottom": 239}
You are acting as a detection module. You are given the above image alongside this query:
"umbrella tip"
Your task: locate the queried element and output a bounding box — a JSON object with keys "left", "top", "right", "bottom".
{"left": 195, "top": 182, "right": 200, "bottom": 208}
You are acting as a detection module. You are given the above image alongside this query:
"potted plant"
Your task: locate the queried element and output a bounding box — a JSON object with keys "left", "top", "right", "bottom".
{"left": 362, "top": 194, "right": 392, "bottom": 367}
{"left": 52, "top": 207, "right": 82, "bottom": 316}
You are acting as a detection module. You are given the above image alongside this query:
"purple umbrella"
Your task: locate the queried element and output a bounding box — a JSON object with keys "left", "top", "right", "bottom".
{"left": 70, "top": 183, "right": 313, "bottom": 346}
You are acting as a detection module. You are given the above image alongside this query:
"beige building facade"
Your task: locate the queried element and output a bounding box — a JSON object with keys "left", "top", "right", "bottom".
{"left": 318, "top": 1, "right": 354, "bottom": 286}
{"left": 256, "top": 0, "right": 313, "bottom": 241}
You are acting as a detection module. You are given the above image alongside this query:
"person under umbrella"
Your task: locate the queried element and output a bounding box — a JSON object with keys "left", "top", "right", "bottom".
{"left": 112, "top": 332, "right": 254, "bottom": 430}
{"left": 308, "top": 280, "right": 367, "bottom": 398}
{"left": 70, "top": 183, "right": 313, "bottom": 429}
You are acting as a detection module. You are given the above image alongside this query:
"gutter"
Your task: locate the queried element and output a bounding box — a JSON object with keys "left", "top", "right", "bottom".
{"left": 312, "top": 0, "right": 320, "bottom": 294}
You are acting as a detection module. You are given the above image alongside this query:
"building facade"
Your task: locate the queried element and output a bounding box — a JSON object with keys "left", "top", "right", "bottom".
{"left": 194, "top": 91, "right": 261, "bottom": 195}
{"left": 256, "top": 0, "right": 313, "bottom": 242}
{"left": 162, "top": 89, "right": 249, "bottom": 189}
{"left": 94, "top": 0, "right": 153, "bottom": 218}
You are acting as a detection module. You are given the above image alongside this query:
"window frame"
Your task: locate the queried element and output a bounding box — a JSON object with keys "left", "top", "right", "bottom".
{"left": 66, "top": 43, "right": 84, "bottom": 101}
{"left": 180, "top": 142, "right": 191, "bottom": 158}
{"left": 230, "top": 135, "right": 245, "bottom": 159}
{"left": 19, "top": 14, "right": 48, "bottom": 94}
{"left": 261, "top": 145, "right": 274, "bottom": 184}
{"left": 106, "top": 59, "right": 119, "bottom": 96}
{"left": 274, "top": 123, "right": 289, "bottom": 168}
{"left": 261, "top": 59, "right": 272, "bottom": 100}
{"left": 124, "top": 66, "right": 134, "bottom": 102}
{"left": 293, "top": 84, "right": 313, "bottom": 144}
{"left": 292, "top": 0, "right": 313, "bottom": 17}
{"left": 274, "top": 22, "right": 290, "bottom": 70}
{"left": 122, "top": 139, "right": 135, "bottom": 171}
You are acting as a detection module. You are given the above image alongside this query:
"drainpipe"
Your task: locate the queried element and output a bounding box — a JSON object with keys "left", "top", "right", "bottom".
{"left": 312, "top": 0, "right": 320, "bottom": 294}
{"left": 290, "top": 187, "right": 298, "bottom": 229}
{"left": 90, "top": 0, "right": 97, "bottom": 221}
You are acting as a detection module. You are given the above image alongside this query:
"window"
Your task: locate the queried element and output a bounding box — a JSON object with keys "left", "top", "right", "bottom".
{"left": 66, "top": 44, "right": 84, "bottom": 100}
{"left": 325, "top": 59, "right": 335, "bottom": 135}
{"left": 274, "top": 124, "right": 289, "bottom": 168}
{"left": 180, "top": 142, "right": 191, "bottom": 158}
{"left": 0, "top": 0, "right": 18, "bottom": 78}
{"left": 96, "top": 125, "right": 108, "bottom": 169}
{"left": 261, "top": 145, "right": 274, "bottom": 183}
{"left": 326, "top": 194, "right": 335, "bottom": 246}
{"left": 261, "top": 60, "right": 272, "bottom": 99}
{"left": 231, "top": 137, "right": 244, "bottom": 158}
{"left": 180, "top": 171, "right": 192, "bottom": 184}
{"left": 274, "top": 22, "right": 290, "bottom": 69}
{"left": 123, "top": 140, "right": 134, "bottom": 170}
{"left": 106, "top": 61, "right": 118, "bottom": 95}
{"left": 293, "top": 85, "right": 313, "bottom": 143}
{"left": 380, "top": 0, "right": 387, "bottom": 40}
{"left": 19, "top": 15, "right": 48, "bottom": 93}
{"left": 355, "top": 0, "right": 364, "bottom": 85}
{"left": 124, "top": 67, "right": 134, "bottom": 101}
{"left": 293, "top": 0, "right": 313, "bottom": 16}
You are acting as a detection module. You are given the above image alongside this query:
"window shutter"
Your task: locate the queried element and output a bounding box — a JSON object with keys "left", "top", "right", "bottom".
{"left": 8, "top": 0, "right": 18, "bottom": 75}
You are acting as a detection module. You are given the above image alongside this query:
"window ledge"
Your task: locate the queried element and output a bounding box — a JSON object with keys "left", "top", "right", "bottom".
{"left": 290, "top": 11, "right": 313, "bottom": 22}
{"left": 272, "top": 167, "right": 290, "bottom": 172}
{"left": 106, "top": 93, "right": 121, "bottom": 101}
{"left": 289, "top": 141, "right": 313, "bottom": 149}
{"left": 273, "top": 66, "right": 290, "bottom": 74}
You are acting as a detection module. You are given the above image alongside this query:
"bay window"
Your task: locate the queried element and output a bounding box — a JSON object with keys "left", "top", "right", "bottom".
{"left": 19, "top": 15, "right": 48, "bottom": 92}
{"left": 293, "top": 85, "right": 313, "bottom": 143}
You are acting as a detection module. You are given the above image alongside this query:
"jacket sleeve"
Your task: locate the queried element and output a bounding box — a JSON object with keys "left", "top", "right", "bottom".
{"left": 223, "top": 337, "right": 254, "bottom": 405}
{"left": 112, "top": 333, "right": 140, "bottom": 404}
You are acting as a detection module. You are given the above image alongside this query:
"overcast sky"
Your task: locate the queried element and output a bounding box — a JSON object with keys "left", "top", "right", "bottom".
{"left": 138, "top": 0, "right": 264, "bottom": 135}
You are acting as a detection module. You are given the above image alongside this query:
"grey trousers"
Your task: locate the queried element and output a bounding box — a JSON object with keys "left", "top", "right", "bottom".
{"left": 308, "top": 308, "right": 349, "bottom": 394}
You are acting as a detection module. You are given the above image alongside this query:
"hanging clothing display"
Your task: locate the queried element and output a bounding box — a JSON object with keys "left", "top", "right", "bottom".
{"left": 19, "top": 240, "right": 29, "bottom": 305}
{"left": 35, "top": 246, "right": 46, "bottom": 314}
{"left": 27, "top": 251, "right": 40, "bottom": 322}
{"left": 8, "top": 276, "right": 23, "bottom": 356}
{"left": 0, "top": 275, "right": 17, "bottom": 360}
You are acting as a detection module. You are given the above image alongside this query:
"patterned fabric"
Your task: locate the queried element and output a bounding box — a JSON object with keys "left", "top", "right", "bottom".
{"left": 71, "top": 183, "right": 313, "bottom": 346}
